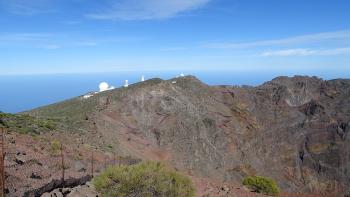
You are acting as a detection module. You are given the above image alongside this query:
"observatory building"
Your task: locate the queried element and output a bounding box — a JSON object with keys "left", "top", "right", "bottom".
{"left": 99, "top": 82, "right": 109, "bottom": 92}
{"left": 99, "top": 82, "right": 114, "bottom": 92}
{"left": 82, "top": 81, "right": 115, "bottom": 100}
{"left": 124, "top": 80, "right": 129, "bottom": 87}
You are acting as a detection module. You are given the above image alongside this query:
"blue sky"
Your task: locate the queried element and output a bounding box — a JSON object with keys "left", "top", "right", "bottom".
{"left": 0, "top": 0, "right": 350, "bottom": 75}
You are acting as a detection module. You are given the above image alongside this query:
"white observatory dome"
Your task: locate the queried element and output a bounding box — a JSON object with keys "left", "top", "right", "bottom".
{"left": 99, "top": 82, "right": 109, "bottom": 92}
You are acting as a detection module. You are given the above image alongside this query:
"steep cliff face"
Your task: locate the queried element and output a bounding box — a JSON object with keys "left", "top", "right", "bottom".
{"left": 28, "top": 75, "right": 350, "bottom": 196}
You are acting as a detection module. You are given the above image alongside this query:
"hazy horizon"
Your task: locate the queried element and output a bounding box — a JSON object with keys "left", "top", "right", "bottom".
{"left": 1, "top": 70, "right": 349, "bottom": 113}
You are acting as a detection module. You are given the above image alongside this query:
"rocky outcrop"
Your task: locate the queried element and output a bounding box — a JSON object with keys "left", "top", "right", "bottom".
{"left": 28, "top": 75, "right": 350, "bottom": 196}
{"left": 40, "top": 181, "right": 98, "bottom": 197}
{"left": 24, "top": 175, "right": 92, "bottom": 197}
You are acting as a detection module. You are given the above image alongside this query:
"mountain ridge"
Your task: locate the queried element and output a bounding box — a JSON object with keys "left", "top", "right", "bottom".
{"left": 24, "top": 75, "right": 350, "bottom": 196}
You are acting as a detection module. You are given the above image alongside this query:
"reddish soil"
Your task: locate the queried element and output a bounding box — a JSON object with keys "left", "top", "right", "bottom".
{"left": 3, "top": 132, "right": 332, "bottom": 197}
{"left": 4, "top": 132, "right": 133, "bottom": 196}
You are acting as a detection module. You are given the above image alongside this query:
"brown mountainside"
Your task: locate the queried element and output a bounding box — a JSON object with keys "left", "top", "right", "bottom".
{"left": 27, "top": 75, "right": 350, "bottom": 196}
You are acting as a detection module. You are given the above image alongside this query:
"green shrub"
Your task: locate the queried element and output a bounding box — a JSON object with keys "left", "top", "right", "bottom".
{"left": 50, "top": 140, "right": 61, "bottom": 155}
{"left": 0, "top": 112, "right": 58, "bottom": 134}
{"left": 242, "top": 176, "right": 279, "bottom": 196}
{"left": 38, "top": 119, "right": 57, "bottom": 130}
{"left": 93, "top": 161, "right": 195, "bottom": 197}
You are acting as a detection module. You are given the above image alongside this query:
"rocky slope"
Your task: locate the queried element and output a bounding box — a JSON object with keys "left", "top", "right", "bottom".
{"left": 26, "top": 75, "right": 350, "bottom": 196}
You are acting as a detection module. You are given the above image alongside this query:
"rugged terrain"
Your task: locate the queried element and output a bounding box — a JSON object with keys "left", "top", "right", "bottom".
{"left": 1, "top": 75, "right": 350, "bottom": 196}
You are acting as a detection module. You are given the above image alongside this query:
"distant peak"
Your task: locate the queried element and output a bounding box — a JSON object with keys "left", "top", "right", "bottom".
{"left": 172, "top": 75, "right": 201, "bottom": 82}
{"left": 268, "top": 75, "right": 323, "bottom": 85}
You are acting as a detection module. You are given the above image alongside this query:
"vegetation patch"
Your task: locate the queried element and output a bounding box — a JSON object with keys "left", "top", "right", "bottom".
{"left": 308, "top": 143, "right": 330, "bottom": 154}
{"left": 50, "top": 140, "right": 61, "bottom": 155}
{"left": 0, "top": 112, "right": 58, "bottom": 135}
{"left": 93, "top": 161, "right": 195, "bottom": 197}
{"left": 242, "top": 176, "right": 280, "bottom": 196}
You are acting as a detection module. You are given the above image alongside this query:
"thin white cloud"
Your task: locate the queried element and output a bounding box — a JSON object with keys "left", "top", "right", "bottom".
{"left": 40, "top": 44, "right": 61, "bottom": 49}
{"left": 0, "top": 33, "right": 51, "bottom": 42}
{"left": 0, "top": 33, "right": 63, "bottom": 49}
{"left": 72, "top": 36, "right": 147, "bottom": 47}
{"left": 74, "top": 41, "right": 98, "bottom": 47}
{"left": 62, "top": 20, "right": 81, "bottom": 25}
{"left": 86, "top": 0, "right": 211, "bottom": 20}
{"left": 0, "top": 0, "right": 56, "bottom": 15}
{"left": 261, "top": 47, "right": 350, "bottom": 57}
{"left": 261, "top": 49, "right": 315, "bottom": 57}
{"left": 160, "top": 47, "right": 188, "bottom": 51}
{"left": 0, "top": 32, "right": 148, "bottom": 49}
{"left": 203, "top": 30, "right": 350, "bottom": 49}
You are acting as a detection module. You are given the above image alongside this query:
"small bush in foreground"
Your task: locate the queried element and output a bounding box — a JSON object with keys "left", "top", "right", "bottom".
{"left": 242, "top": 176, "right": 279, "bottom": 196}
{"left": 93, "top": 161, "right": 195, "bottom": 197}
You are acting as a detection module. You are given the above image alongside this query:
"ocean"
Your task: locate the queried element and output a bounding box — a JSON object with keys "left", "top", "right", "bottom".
{"left": 0, "top": 70, "right": 348, "bottom": 113}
